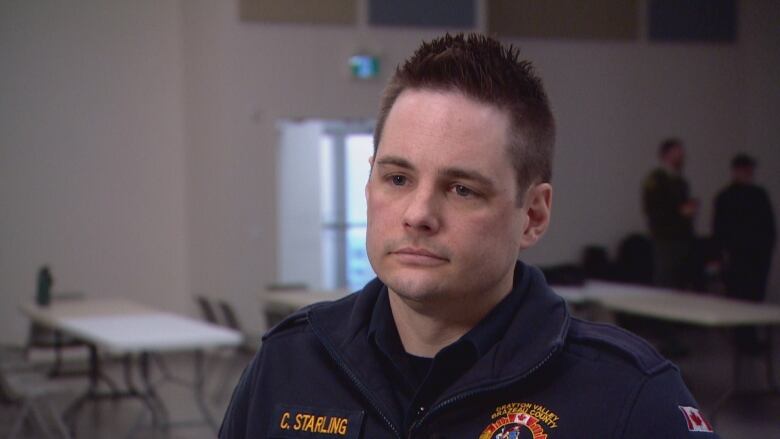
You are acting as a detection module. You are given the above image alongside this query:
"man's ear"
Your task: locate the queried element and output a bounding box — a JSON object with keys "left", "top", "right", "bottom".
{"left": 518, "top": 183, "right": 553, "bottom": 250}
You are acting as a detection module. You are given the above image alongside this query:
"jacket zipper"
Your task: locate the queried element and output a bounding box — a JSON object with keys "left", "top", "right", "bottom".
{"left": 310, "top": 321, "right": 403, "bottom": 439}
{"left": 407, "top": 345, "right": 561, "bottom": 439}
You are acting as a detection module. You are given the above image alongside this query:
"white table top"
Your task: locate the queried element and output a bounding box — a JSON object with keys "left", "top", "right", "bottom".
{"left": 20, "top": 297, "right": 153, "bottom": 324}
{"left": 60, "top": 312, "right": 242, "bottom": 353}
{"left": 579, "top": 281, "right": 780, "bottom": 327}
{"left": 21, "top": 297, "right": 242, "bottom": 354}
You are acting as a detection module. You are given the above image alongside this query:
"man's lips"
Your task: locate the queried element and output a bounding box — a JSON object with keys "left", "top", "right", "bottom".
{"left": 391, "top": 247, "right": 449, "bottom": 264}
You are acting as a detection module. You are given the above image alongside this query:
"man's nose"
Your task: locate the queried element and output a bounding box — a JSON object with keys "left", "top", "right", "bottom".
{"left": 402, "top": 184, "right": 441, "bottom": 234}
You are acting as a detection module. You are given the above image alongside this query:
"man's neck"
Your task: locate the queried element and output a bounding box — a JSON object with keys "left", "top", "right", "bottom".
{"left": 387, "top": 285, "right": 511, "bottom": 358}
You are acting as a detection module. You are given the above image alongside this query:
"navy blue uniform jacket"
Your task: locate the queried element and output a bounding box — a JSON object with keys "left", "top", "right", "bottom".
{"left": 220, "top": 263, "right": 718, "bottom": 438}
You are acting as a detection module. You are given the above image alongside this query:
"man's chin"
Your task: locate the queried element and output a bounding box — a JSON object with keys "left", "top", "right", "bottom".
{"left": 382, "top": 273, "right": 448, "bottom": 303}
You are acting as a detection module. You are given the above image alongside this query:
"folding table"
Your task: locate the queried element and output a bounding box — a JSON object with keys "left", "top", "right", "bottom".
{"left": 20, "top": 297, "right": 242, "bottom": 436}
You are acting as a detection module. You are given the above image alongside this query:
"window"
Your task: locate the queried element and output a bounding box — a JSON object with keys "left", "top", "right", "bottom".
{"left": 277, "top": 120, "right": 375, "bottom": 291}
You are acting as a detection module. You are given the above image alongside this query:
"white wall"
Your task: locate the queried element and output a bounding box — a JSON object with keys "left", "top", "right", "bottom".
{"left": 1, "top": 0, "right": 778, "bottom": 343}
{"left": 0, "top": 1, "right": 188, "bottom": 344}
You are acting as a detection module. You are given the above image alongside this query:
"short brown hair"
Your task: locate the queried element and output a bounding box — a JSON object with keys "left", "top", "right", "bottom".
{"left": 731, "top": 153, "right": 756, "bottom": 169}
{"left": 374, "top": 33, "right": 555, "bottom": 195}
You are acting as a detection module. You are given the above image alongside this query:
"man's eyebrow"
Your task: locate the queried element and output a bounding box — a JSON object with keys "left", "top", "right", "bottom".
{"left": 374, "top": 156, "right": 415, "bottom": 170}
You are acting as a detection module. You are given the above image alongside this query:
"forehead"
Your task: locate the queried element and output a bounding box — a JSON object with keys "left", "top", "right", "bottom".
{"left": 378, "top": 89, "right": 513, "bottom": 171}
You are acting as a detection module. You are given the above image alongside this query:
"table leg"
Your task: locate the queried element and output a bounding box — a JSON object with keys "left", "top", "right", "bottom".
{"left": 708, "top": 328, "right": 739, "bottom": 426}
{"left": 764, "top": 327, "right": 779, "bottom": 391}
{"left": 47, "top": 330, "right": 65, "bottom": 378}
{"left": 710, "top": 324, "right": 780, "bottom": 426}
{"left": 63, "top": 348, "right": 229, "bottom": 436}
{"left": 122, "top": 354, "right": 135, "bottom": 393}
{"left": 193, "top": 350, "right": 219, "bottom": 432}
{"left": 139, "top": 352, "right": 170, "bottom": 428}
{"left": 126, "top": 351, "right": 219, "bottom": 434}
{"left": 121, "top": 354, "right": 162, "bottom": 429}
{"left": 62, "top": 343, "right": 101, "bottom": 435}
{"left": 82, "top": 343, "right": 119, "bottom": 394}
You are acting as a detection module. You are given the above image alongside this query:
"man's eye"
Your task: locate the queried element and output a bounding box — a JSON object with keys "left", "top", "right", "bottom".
{"left": 453, "top": 185, "right": 475, "bottom": 197}
{"left": 390, "top": 175, "right": 407, "bottom": 186}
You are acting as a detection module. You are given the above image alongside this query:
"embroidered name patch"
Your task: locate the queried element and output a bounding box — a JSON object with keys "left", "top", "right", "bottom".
{"left": 269, "top": 404, "right": 364, "bottom": 438}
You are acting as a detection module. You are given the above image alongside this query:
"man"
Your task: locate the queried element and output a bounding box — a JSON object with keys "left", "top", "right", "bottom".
{"left": 221, "top": 34, "right": 717, "bottom": 438}
{"left": 713, "top": 153, "right": 776, "bottom": 353}
{"left": 642, "top": 139, "right": 699, "bottom": 288}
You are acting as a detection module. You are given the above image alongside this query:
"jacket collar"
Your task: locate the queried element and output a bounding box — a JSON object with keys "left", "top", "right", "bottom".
{"left": 307, "top": 261, "right": 570, "bottom": 403}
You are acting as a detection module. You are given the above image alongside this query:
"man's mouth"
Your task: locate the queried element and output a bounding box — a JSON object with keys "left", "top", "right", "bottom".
{"left": 391, "top": 247, "right": 449, "bottom": 265}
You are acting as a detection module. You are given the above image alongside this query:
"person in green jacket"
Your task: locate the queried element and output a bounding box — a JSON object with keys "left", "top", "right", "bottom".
{"left": 642, "top": 139, "right": 698, "bottom": 289}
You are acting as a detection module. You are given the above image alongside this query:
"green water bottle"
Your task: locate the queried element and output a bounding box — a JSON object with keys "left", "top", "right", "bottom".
{"left": 36, "top": 266, "right": 52, "bottom": 306}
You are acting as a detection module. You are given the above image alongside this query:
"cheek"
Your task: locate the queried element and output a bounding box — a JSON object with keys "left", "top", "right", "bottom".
{"left": 367, "top": 189, "right": 392, "bottom": 225}
{"left": 455, "top": 209, "right": 524, "bottom": 255}
{"left": 366, "top": 189, "right": 393, "bottom": 245}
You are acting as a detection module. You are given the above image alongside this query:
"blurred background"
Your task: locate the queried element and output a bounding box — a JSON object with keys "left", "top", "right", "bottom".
{"left": 1, "top": 1, "right": 778, "bottom": 437}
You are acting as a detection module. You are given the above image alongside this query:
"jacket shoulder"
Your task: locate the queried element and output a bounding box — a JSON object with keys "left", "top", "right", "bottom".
{"left": 261, "top": 292, "right": 363, "bottom": 341}
{"left": 261, "top": 306, "right": 311, "bottom": 341}
{"left": 566, "top": 317, "right": 672, "bottom": 376}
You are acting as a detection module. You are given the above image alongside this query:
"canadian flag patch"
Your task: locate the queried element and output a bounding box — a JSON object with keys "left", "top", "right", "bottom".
{"left": 679, "top": 406, "right": 714, "bottom": 433}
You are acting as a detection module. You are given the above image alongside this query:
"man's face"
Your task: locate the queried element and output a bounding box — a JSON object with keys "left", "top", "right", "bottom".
{"left": 365, "top": 89, "right": 531, "bottom": 305}
{"left": 732, "top": 165, "right": 754, "bottom": 184}
{"left": 664, "top": 144, "right": 685, "bottom": 171}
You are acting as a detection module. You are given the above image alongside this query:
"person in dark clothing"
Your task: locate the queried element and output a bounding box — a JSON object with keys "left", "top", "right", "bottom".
{"left": 713, "top": 153, "right": 776, "bottom": 353}
{"left": 220, "top": 34, "right": 717, "bottom": 438}
{"left": 642, "top": 139, "right": 699, "bottom": 289}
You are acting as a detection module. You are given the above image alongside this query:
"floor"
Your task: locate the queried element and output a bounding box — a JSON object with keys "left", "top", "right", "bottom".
{"left": 1, "top": 328, "right": 778, "bottom": 439}
{"left": 677, "top": 329, "right": 780, "bottom": 438}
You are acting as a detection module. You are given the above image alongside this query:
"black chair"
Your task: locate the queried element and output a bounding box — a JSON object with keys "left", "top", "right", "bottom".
{"left": 217, "top": 300, "right": 240, "bottom": 331}
{"left": 1, "top": 345, "right": 81, "bottom": 438}
{"left": 217, "top": 300, "right": 260, "bottom": 354}
{"left": 209, "top": 300, "right": 259, "bottom": 402}
{"left": 614, "top": 233, "right": 654, "bottom": 285}
{"left": 195, "top": 295, "right": 220, "bottom": 325}
{"left": 582, "top": 245, "right": 614, "bottom": 280}
{"left": 540, "top": 264, "right": 585, "bottom": 286}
